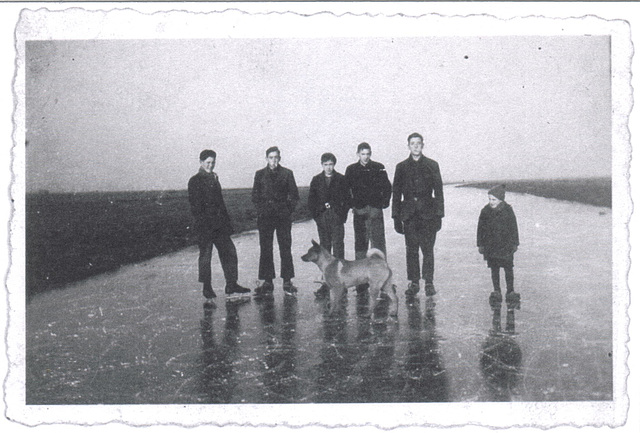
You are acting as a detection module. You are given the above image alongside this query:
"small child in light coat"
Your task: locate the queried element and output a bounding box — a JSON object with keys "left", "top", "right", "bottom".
{"left": 476, "top": 185, "right": 520, "bottom": 309}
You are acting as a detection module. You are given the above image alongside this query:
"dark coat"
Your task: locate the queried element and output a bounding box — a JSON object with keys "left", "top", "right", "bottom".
{"left": 392, "top": 155, "right": 444, "bottom": 222}
{"left": 477, "top": 202, "right": 519, "bottom": 261}
{"left": 252, "top": 165, "right": 299, "bottom": 219}
{"left": 188, "top": 168, "right": 232, "bottom": 239}
{"left": 344, "top": 160, "right": 392, "bottom": 209}
{"left": 308, "top": 171, "right": 350, "bottom": 223}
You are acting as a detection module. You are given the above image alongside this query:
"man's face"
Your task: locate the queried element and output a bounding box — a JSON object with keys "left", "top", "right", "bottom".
{"left": 200, "top": 156, "right": 216, "bottom": 173}
{"left": 408, "top": 137, "right": 425, "bottom": 157}
{"left": 358, "top": 149, "right": 372, "bottom": 165}
{"left": 488, "top": 194, "right": 501, "bottom": 208}
{"left": 267, "top": 151, "right": 281, "bottom": 169}
{"left": 322, "top": 161, "right": 335, "bottom": 176}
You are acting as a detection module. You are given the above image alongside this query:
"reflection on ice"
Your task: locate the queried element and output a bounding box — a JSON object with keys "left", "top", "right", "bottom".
{"left": 480, "top": 305, "right": 522, "bottom": 401}
{"left": 25, "top": 186, "right": 613, "bottom": 404}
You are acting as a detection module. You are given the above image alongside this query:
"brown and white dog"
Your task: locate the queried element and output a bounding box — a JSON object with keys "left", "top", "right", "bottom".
{"left": 301, "top": 240, "right": 398, "bottom": 318}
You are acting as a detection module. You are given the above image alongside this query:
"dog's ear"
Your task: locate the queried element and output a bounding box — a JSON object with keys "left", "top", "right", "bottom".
{"left": 312, "top": 239, "right": 319, "bottom": 247}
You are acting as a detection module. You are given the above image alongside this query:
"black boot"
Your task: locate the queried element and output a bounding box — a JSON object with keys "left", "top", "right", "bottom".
{"left": 253, "top": 280, "right": 274, "bottom": 298}
{"left": 203, "top": 282, "right": 216, "bottom": 300}
{"left": 506, "top": 291, "right": 521, "bottom": 310}
{"left": 489, "top": 290, "right": 502, "bottom": 309}
{"left": 424, "top": 282, "right": 437, "bottom": 296}
{"left": 225, "top": 281, "right": 251, "bottom": 298}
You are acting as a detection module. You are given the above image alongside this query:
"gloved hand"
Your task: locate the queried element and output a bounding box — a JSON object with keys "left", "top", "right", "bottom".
{"left": 512, "top": 245, "right": 518, "bottom": 253}
{"left": 435, "top": 217, "right": 442, "bottom": 232}
{"left": 478, "top": 246, "right": 485, "bottom": 255}
{"left": 394, "top": 218, "right": 404, "bottom": 235}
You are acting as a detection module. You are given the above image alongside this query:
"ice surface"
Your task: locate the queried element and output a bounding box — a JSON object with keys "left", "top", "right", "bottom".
{"left": 25, "top": 186, "right": 612, "bottom": 404}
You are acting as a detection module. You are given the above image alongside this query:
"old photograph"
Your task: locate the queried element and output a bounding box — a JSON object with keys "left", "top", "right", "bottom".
{"left": 3, "top": 3, "right": 635, "bottom": 430}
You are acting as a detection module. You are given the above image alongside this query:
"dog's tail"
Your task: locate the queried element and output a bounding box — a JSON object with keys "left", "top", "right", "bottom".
{"left": 366, "top": 248, "right": 386, "bottom": 261}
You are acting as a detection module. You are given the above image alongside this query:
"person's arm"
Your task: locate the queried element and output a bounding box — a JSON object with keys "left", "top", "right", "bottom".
{"left": 287, "top": 170, "right": 299, "bottom": 213}
{"left": 391, "top": 164, "right": 402, "bottom": 220}
{"left": 477, "top": 209, "right": 486, "bottom": 253}
{"left": 338, "top": 175, "right": 350, "bottom": 222}
{"left": 510, "top": 207, "right": 520, "bottom": 250}
{"left": 433, "top": 161, "right": 445, "bottom": 219}
{"left": 308, "top": 176, "right": 319, "bottom": 217}
{"left": 392, "top": 165, "right": 404, "bottom": 234}
{"left": 380, "top": 164, "right": 392, "bottom": 209}
{"left": 251, "top": 170, "right": 261, "bottom": 207}
{"left": 188, "top": 177, "right": 204, "bottom": 220}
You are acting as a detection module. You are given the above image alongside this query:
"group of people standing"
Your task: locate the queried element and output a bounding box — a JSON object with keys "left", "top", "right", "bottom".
{"left": 188, "top": 132, "right": 519, "bottom": 306}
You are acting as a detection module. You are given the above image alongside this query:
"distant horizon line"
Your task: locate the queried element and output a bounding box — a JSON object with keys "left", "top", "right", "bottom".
{"left": 26, "top": 175, "right": 612, "bottom": 195}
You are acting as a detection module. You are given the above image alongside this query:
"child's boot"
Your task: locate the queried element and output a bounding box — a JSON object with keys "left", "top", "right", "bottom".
{"left": 506, "top": 291, "right": 521, "bottom": 310}
{"left": 489, "top": 290, "right": 502, "bottom": 309}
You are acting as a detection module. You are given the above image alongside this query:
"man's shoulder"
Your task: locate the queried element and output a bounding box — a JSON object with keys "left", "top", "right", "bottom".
{"left": 369, "top": 160, "right": 386, "bottom": 170}
{"left": 188, "top": 172, "right": 203, "bottom": 185}
{"left": 311, "top": 172, "right": 324, "bottom": 183}
{"left": 345, "top": 162, "right": 359, "bottom": 172}
{"left": 396, "top": 157, "right": 412, "bottom": 168}
{"left": 277, "top": 166, "right": 295, "bottom": 180}
{"left": 422, "top": 156, "right": 440, "bottom": 168}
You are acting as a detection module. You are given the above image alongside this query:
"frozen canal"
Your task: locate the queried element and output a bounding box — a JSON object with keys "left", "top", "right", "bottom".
{"left": 26, "top": 185, "right": 612, "bottom": 404}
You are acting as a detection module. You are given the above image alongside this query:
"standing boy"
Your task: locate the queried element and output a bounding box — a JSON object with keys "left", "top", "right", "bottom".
{"left": 345, "top": 142, "right": 392, "bottom": 294}
{"left": 392, "top": 132, "right": 444, "bottom": 297}
{"left": 188, "top": 149, "right": 251, "bottom": 300}
{"left": 252, "top": 146, "right": 300, "bottom": 297}
{"left": 308, "top": 152, "right": 350, "bottom": 298}
{"left": 477, "top": 184, "right": 520, "bottom": 309}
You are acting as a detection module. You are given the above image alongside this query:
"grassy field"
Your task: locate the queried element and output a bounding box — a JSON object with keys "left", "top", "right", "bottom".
{"left": 457, "top": 177, "right": 611, "bottom": 208}
{"left": 26, "top": 177, "right": 611, "bottom": 299}
{"left": 26, "top": 187, "right": 311, "bottom": 299}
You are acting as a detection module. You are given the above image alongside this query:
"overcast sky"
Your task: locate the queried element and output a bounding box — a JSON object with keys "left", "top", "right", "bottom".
{"left": 25, "top": 36, "right": 610, "bottom": 192}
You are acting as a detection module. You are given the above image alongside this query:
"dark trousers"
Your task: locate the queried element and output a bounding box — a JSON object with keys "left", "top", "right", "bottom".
{"left": 198, "top": 230, "right": 238, "bottom": 285}
{"left": 404, "top": 217, "right": 439, "bottom": 283}
{"left": 258, "top": 215, "right": 295, "bottom": 280}
{"left": 315, "top": 209, "right": 345, "bottom": 259}
{"left": 491, "top": 266, "right": 514, "bottom": 292}
{"left": 353, "top": 206, "right": 386, "bottom": 260}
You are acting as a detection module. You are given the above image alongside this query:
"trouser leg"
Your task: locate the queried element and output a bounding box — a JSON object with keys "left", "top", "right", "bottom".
{"left": 368, "top": 207, "right": 387, "bottom": 255}
{"left": 419, "top": 219, "right": 438, "bottom": 284}
{"left": 198, "top": 240, "right": 214, "bottom": 283}
{"left": 258, "top": 217, "right": 276, "bottom": 280}
{"left": 212, "top": 231, "right": 239, "bottom": 283}
{"left": 505, "top": 267, "right": 514, "bottom": 293}
{"left": 353, "top": 211, "right": 368, "bottom": 260}
{"left": 403, "top": 218, "right": 421, "bottom": 282}
{"left": 276, "top": 217, "right": 294, "bottom": 280}
{"left": 316, "top": 212, "right": 332, "bottom": 253}
{"left": 331, "top": 213, "right": 345, "bottom": 260}
{"left": 490, "top": 266, "right": 501, "bottom": 291}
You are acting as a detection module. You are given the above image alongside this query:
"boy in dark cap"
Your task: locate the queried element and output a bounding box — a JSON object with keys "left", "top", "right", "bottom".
{"left": 476, "top": 184, "right": 521, "bottom": 309}
{"left": 188, "top": 149, "right": 251, "bottom": 300}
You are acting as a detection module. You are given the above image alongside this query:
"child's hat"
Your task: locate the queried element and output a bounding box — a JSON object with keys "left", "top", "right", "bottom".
{"left": 488, "top": 184, "right": 506, "bottom": 201}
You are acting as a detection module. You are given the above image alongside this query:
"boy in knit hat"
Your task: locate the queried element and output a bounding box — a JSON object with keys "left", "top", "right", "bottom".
{"left": 476, "top": 184, "right": 520, "bottom": 309}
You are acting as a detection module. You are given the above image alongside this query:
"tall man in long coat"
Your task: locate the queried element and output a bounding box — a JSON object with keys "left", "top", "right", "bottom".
{"left": 188, "top": 149, "right": 251, "bottom": 299}
{"left": 252, "top": 146, "right": 300, "bottom": 297}
{"left": 392, "top": 132, "right": 445, "bottom": 297}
